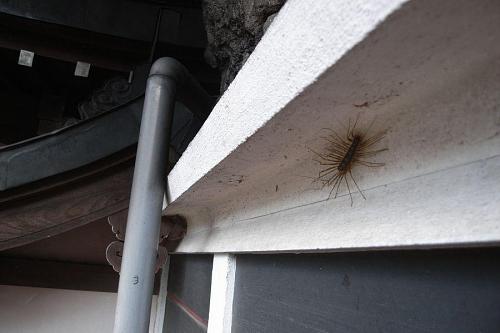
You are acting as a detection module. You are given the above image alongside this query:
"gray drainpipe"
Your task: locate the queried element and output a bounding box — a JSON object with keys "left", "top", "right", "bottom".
{"left": 113, "top": 57, "right": 212, "bottom": 333}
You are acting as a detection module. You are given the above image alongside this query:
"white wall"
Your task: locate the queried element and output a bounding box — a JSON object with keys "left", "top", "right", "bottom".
{"left": 0, "top": 285, "right": 157, "bottom": 333}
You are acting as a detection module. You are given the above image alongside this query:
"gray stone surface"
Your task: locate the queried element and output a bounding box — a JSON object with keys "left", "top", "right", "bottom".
{"left": 202, "top": 0, "right": 286, "bottom": 93}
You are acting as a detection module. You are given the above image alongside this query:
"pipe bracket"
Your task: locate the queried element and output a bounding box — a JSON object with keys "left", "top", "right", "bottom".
{"left": 105, "top": 211, "right": 187, "bottom": 273}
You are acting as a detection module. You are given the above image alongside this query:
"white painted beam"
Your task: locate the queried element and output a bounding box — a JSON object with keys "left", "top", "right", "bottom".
{"left": 177, "top": 157, "right": 500, "bottom": 253}
{"left": 207, "top": 254, "right": 236, "bottom": 333}
{"left": 153, "top": 256, "right": 170, "bottom": 333}
{"left": 167, "top": 0, "right": 408, "bottom": 202}
{"left": 165, "top": 0, "right": 500, "bottom": 253}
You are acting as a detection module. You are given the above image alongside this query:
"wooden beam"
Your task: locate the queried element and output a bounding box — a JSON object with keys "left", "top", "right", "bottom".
{"left": 0, "top": 150, "right": 135, "bottom": 251}
{"left": 0, "top": 257, "right": 162, "bottom": 293}
{"left": 0, "top": 257, "right": 119, "bottom": 292}
{"left": 0, "top": 12, "right": 149, "bottom": 71}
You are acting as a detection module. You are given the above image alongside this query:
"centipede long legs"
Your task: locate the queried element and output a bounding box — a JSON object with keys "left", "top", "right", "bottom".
{"left": 312, "top": 117, "right": 387, "bottom": 206}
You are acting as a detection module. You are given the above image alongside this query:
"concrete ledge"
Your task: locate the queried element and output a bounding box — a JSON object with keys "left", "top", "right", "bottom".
{"left": 167, "top": 0, "right": 408, "bottom": 202}
{"left": 166, "top": 0, "right": 500, "bottom": 253}
{"left": 176, "top": 157, "right": 500, "bottom": 253}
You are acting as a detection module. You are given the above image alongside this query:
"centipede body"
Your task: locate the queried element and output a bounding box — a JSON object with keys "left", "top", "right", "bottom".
{"left": 311, "top": 116, "right": 387, "bottom": 206}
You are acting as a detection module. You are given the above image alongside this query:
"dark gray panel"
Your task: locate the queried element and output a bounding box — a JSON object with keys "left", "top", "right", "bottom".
{"left": 164, "top": 254, "right": 213, "bottom": 332}
{"left": 164, "top": 298, "right": 206, "bottom": 333}
{"left": 232, "top": 249, "right": 500, "bottom": 333}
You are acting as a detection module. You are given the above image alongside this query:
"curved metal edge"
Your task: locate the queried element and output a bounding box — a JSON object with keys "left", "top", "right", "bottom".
{"left": 0, "top": 94, "right": 145, "bottom": 153}
{"left": 0, "top": 99, "right": 143, "bottom": 191}
{"left": 149, "top": 57, "right": 215, "bottom": 122}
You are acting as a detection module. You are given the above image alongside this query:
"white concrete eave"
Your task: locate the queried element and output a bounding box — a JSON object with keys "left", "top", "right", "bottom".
{"left": 165, "top": 0, "right": 500, "bottom": 253}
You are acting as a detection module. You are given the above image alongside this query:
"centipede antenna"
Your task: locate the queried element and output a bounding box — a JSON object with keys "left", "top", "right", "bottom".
{"left": 352, "top": 113, "right": 360, "bottom": 133}
{"left": 354, "top": 161, "right": 385, "bottom": 168}
{"left": 365, "top": 115, "right": 378, "bottom": 135}
{"left": 359, "top": 132, "right": 386, "bottom": 148}
{"left": 334, "top": 117, "right": 349, "bottom": 133}
{"left": 346, "top": 118, "right": 352, "bottom": 140}
{"left": 356, "top": 148, "right": 387, "bottom": 158}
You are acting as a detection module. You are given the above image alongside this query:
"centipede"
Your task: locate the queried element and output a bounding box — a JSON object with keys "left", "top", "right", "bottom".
{"left": 311, "top": 115, "right": 387, "bottom": 206}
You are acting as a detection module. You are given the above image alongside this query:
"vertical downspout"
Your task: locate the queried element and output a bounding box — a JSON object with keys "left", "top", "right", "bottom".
{"left": 113, "top": 57, "right": 212, "bottom": 333}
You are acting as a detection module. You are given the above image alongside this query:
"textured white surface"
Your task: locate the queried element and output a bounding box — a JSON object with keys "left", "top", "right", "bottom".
{"left": 153, "top": 256, "right": 170, "bottom": 333}
{"left": 167, "top": 0, "right": 407, "bottom": 201}
{"left": 177, "top": 157, "right": 500, "bottom": 253}
{"left": 0, "top": 285, "right": 157, "bottom": 333}
{"left": 207, "top": 254, "right": 236, "bottom": 333}
{"left": 166, "top": 0, "right": 500, "bottom": 253}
